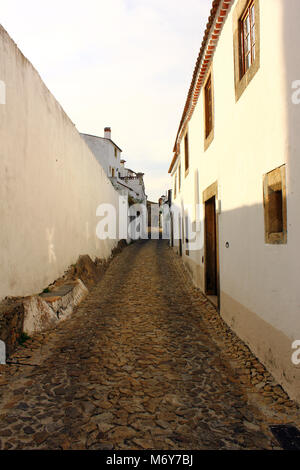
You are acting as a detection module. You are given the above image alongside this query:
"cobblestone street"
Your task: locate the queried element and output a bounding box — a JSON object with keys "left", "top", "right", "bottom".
{"left": 0, "top": 240, "right": 299, "bottom": 450}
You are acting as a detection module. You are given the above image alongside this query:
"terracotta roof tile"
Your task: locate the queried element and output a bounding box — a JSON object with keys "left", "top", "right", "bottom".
{"left": 169, "top": 0, "right": 232, "bottom": 173}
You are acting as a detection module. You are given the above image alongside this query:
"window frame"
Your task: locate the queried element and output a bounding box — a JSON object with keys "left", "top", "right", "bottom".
{"left": 205, "top": 75, "right": 213, "bottom": 139}
{"left": 233, "top": 0, "right": 260, "bottom": 101}
{"left": 240, "top": 0, "right": 256, "bottom": 77}
{"left": 263, "top": 165, "right": 287, "bottom": 245}
{"left": 203, "top": 70, "right": 214, "bottom": 151}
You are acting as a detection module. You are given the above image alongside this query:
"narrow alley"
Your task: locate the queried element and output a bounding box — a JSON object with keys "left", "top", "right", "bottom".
{"left": 0, "top": 241, "right": 299, "bottom": 450}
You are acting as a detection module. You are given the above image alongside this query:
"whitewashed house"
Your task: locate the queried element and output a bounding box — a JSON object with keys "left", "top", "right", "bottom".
{"left": 118, "top": 161, "right": 147, "bottom": 205}
{"left": 169, "top": 0, "right": 300, "bottom": 403}
{"left": 81, "top": 127, "right": 122, "bottom": 179}
{"left": 81, "top": 128, "right": 147, "bottom": 205}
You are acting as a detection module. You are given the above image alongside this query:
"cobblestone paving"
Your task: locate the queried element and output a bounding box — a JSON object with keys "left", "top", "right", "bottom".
{"left": 0, "top": 240, "right": 299, "bottom": 450}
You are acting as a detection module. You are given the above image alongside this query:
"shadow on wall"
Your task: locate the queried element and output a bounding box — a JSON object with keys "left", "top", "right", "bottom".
{"left": 169, "top": 190, "right": 300, "bottom": 401}
{"left": 172, "top": 198, "right": 293, "bottom": 298}
{"left": 283, "top": 0, "right": 300, "bottom": 243}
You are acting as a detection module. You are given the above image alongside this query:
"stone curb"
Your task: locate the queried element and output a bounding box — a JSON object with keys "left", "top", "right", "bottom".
{"left": 23, "top": 279, "right": 89, "bottom": 336}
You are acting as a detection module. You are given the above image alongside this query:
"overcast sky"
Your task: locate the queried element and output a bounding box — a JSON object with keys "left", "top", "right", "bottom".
{"left": 2, "top": 0, "right": 212, "bottom": 201}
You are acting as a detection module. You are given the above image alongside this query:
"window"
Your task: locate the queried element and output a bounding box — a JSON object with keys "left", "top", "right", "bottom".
{"left": 240, "top": 1, "right": 256, "bottom": 76}
{"left": 184, "top": 133, "right": 189, "bottom": 174}
{"left": 112, "top": 168, "right": 115, "bottom": 177}
{"left": 233, "top": 0, "right": 260, "bottom": 101}
{"left": 114, "top": 148, "right": 118, "bottom": 158}
{"left": 268, "top": 190, "right": 283, "bottom": 233}
{"left": 204, "top": 74, "right": 213, "bottom": 139}
{"left": 203, "top": 71, "right": 214, "bottom": 150}
{"left": 263, "top": 165, "right": 287, "bottom": 244}
{"left": 178, "top": 163, "right": 181, "bottom": 191}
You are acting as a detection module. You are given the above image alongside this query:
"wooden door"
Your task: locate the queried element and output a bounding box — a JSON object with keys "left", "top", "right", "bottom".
{"left": 205, "top": 196, "right": 217, "bottom": 295}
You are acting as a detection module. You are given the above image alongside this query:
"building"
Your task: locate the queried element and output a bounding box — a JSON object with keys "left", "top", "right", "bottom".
{"left": 168, "top": 0, "right": 300, "bottom": 403}
{"left": 159, "top": 192, "right": 172, "bottom": 239}
{"left": 147, "top": 200, "right": 159, "bottom": 236}
{"left": 81, "top": 127, "right": 122, "bottom": 180}
{"left": 118, "top": 161, "right": 147, "bottom": 205}
{"left": 81, "top": 128, "right": 147, "bottom": 205}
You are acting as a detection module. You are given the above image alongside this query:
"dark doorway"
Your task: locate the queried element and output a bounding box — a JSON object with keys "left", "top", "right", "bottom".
{"left": 170, "top": 213, "right": 174, "bottom": 247}
{"left": 179, "top": 215, "right": 183, "bottom": 257}
{"left": 205, "top": 196, "right": 218, "bottom": 296}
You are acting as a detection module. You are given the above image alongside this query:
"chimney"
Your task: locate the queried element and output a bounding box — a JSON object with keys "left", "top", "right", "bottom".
{"left": 136, "top": 172, "right": 144, "bottom": 182}
{"left": 104, "top": 127, "right": 111, "bottom": 140}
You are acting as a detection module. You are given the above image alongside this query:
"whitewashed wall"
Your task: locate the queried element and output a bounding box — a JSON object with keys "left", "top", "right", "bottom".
{"left": 80, "top": 133, "right": 121, "bottom": 178}
{"left": 0, "top": 25, "right": 120, "bottom": 301}
{"left": 171, "top": 0, "right": 300, "bottom": 402}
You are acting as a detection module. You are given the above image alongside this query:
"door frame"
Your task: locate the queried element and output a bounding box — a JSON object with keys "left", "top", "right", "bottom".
{"left": 203, "top": 181, "right": 220, "bottom": 310}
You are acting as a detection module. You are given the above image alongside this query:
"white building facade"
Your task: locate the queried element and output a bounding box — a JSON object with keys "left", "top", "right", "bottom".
{"left": 81, "top": 128, "right": 122, "bottom": 179}
{"left": 118, "top": 161, "right": 147, "bottom": 205}
{"left": 81, "top": 129, "right": 147, "bottom": 205}
{"left": 169, "top": 0, "right": 300, "bottom": 403}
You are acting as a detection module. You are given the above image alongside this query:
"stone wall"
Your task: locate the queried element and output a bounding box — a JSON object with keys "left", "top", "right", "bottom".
{"left": 0, "top": 300, "right": 24, "bottom": 356}
{"left": 0, "top": 240, "right": 127, "bottom": 356}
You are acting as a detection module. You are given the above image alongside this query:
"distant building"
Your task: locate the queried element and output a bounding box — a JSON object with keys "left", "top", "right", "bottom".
{"left": 81, "top": 127, "right": 122, "bottom": 179}
{"left": 118, "top": 160, "right": 147, "bottom": 205}
{"left": 81, "top": 128, "right": 147, "bottom": 205}
{"left": 159, "top": 193, "right": 171, "bottom": 238}
{"left": 147, "top": 200, "right": 159, "bottom": 237}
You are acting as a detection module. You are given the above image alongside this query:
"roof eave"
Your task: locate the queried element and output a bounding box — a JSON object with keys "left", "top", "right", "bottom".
{"left": 169, "top": 0, "right": 232, "bottom": 173}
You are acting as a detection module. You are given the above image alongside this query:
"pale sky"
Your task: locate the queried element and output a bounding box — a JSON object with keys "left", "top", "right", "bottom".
{"left": 1, "top": 0, "right": 212, "bottom": 201}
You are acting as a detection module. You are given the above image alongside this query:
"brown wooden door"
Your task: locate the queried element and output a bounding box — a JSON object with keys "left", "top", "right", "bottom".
{"left": 179, "top": 215, "right": 183, "bottom": 257}
{"left": 205, "top": 196, "right": 217, "bottom": 295}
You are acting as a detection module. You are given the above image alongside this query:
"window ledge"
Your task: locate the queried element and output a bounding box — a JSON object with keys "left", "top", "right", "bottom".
{"left": 265, "top": 232, "right": 287, "bottom": 245}
{"left": 235, "top": 58, "right": 260, "bottom": 102}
